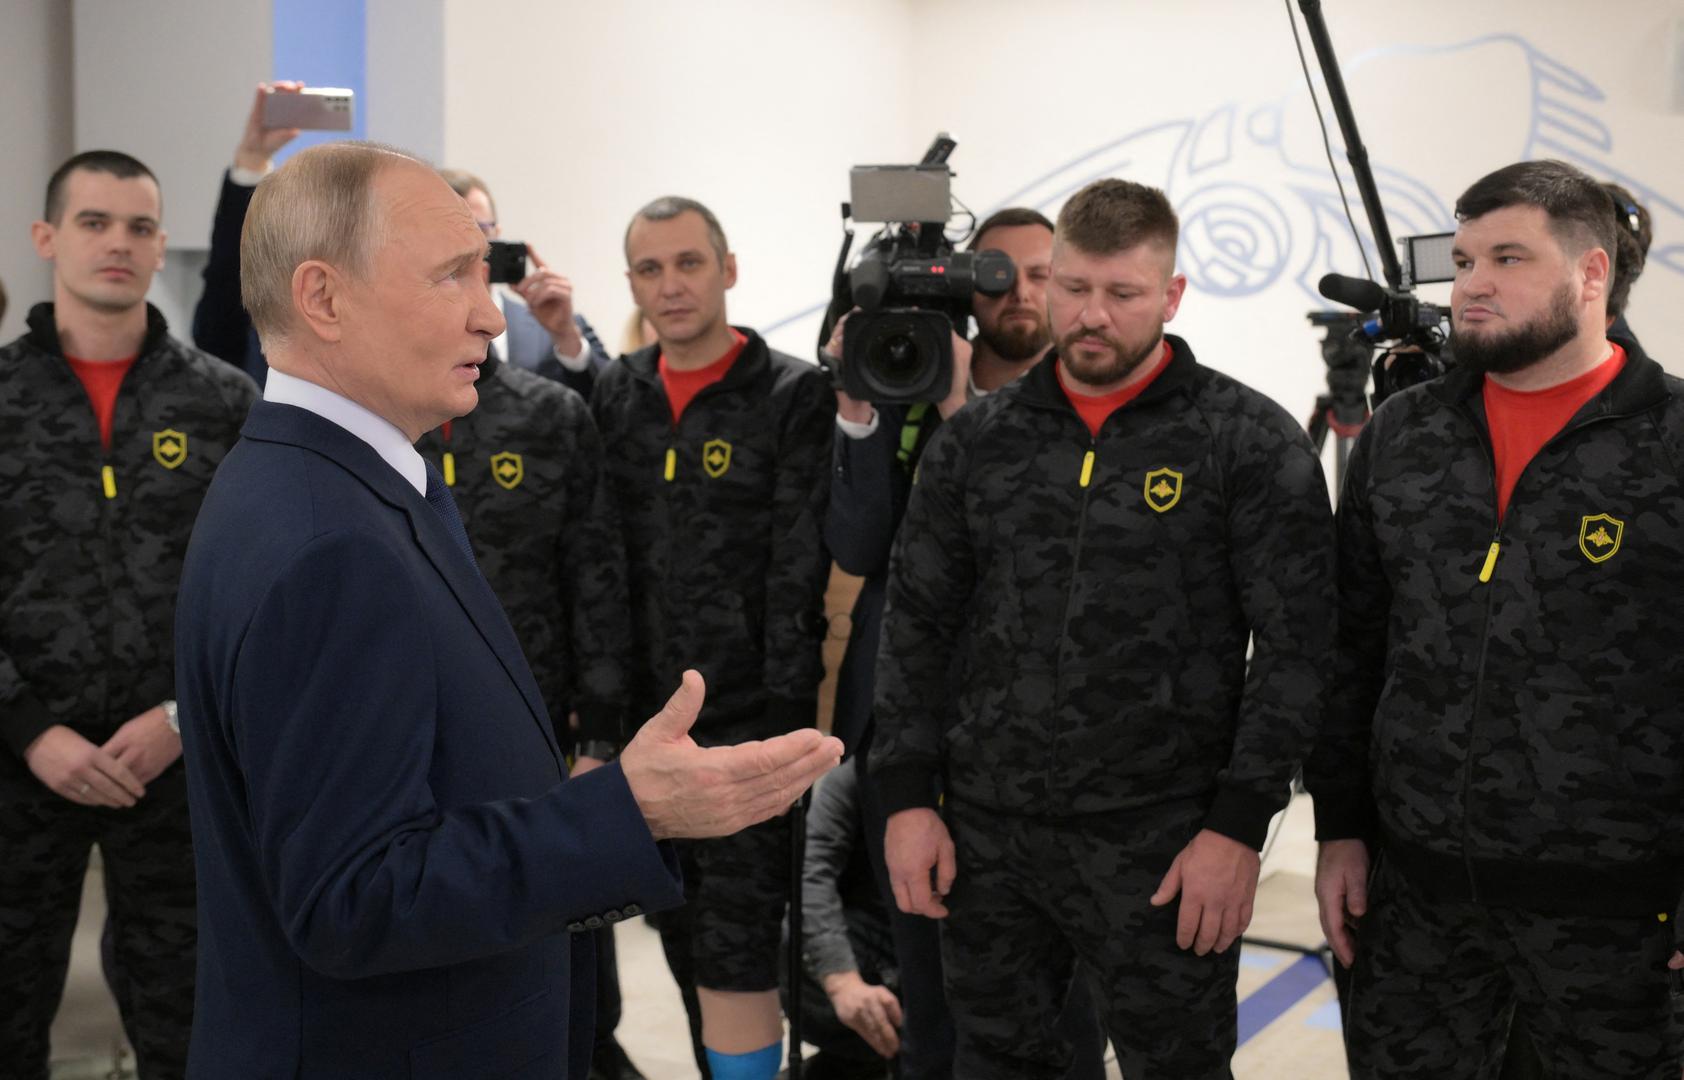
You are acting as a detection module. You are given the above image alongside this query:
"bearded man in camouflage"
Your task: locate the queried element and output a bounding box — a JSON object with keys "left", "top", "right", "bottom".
{"left": 871, "top": 177, "right": 1336, "bottom": 1079}
{"left": 1308, "top": 159, "right": 1684, "bottom": 1078}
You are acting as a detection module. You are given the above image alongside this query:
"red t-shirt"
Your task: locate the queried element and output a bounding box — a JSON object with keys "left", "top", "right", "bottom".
{"left": 65, "top": 355, "right": 137, "bottom": 451}
{"left": 660, "top": 330, "right": 746, "bottom": 426}
{"left": 1057, "top": 341, "right": 1173, "bottom": 438}
{"left": 1483, "top": 343, "right": 1626, "bottom": 520}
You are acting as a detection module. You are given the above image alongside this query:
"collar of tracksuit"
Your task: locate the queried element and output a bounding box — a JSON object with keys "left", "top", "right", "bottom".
{"left": 1009, "top": 333, "right": 1200, "bottom": 418}
{"left": 620, "top": 325, "right": 769, "bottom": 393}
{"left": 23, "top": 301, "right": 172, "bottom": 364}
{"left": 1427, "top": 332, "right": 1671, "bottom": 419}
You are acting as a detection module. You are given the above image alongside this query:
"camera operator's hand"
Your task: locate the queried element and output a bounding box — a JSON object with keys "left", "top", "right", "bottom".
{"left": 822, "top": 971, "right": 903, "bottom": 1058}
{"left": 885, "top": 807, "right": 956, "bottom": 918}
{"left": 935, "top": 331, "right": 973, "bottom": 421}
{"left": 1314, "top": 838, "right": 1370, "bottom": 968}
{"left": 513, "top": 246, "right": 585, "bottom": 360}
{"left": 235, "top": 81, "right": 303, "bottom": 175}
{"left": 824, "top": 310, "right": 875, "bottom": 426}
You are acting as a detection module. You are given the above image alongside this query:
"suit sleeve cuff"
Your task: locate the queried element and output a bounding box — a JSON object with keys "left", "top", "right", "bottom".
{"left": 764, "top": 695, "right": 817, "bottom": 734}
{"left": 0, "top": 690, "right": 58, "bottom": 760}
{"left": 1201, "top": 785, "right": 1284, "bottom": 851}
{"left": 872, "top": 761, "right": 940, "bottom": 816}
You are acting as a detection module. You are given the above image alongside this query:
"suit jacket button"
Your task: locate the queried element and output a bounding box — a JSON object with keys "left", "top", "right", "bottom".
{"left": 603, "top": 910, "right": 623, "bottom": 923}
{"left": 566, "top": 921, "right": 586, "bottom": 933}
{"left": 585, "top": 915, "right": 604, "bottom": 929}
{"left": 624, "top": 904, "right": 641, "bottom": 917}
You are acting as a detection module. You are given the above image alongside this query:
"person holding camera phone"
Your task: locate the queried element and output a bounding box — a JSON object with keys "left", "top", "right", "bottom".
{"left": 1307, "top": 159, "right": 1684, "bottom": 1080}
{"left": 872, "top": 178, "right": 1335, "bottom": 1079}
{"left": 438, "top": 171, "right": 613, "bottom": 399}
{"left": 591, "top": 196, "right": 835, "bottom": 1080}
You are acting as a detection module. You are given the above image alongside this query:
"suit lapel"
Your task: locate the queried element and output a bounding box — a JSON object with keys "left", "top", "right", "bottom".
{"left": 242, "top": 402, "right": 564, "bottom": 769}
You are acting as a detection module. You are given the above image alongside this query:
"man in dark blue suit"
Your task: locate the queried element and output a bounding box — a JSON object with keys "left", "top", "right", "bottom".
{"left": 174, "top": 141, "right": 842, "bottom": 1079}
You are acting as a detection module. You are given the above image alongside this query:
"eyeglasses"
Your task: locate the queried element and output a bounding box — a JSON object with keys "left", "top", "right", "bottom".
{"left": 476, "top": 219, "right": 498, "bottom": 236}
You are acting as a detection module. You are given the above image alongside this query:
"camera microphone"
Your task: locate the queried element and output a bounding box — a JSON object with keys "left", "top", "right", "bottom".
{"left": 1318, "top": 272, "right": 1386, "bottom": 313}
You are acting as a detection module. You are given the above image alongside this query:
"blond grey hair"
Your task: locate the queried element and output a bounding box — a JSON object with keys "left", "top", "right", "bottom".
{"left": 241, "top": 140, "right": 424, "bottom": 347}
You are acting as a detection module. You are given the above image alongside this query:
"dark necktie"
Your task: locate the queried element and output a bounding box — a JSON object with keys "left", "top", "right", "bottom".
{"left": 423, "top": 460, "right": 478, "bottom": 567}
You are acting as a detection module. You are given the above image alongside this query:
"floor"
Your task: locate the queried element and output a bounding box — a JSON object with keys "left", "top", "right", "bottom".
{"left": 46, "top": 793, "right": 1350, "bottom": 1079}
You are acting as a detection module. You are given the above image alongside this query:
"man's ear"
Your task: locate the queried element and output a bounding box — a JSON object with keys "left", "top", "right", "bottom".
{"left": 1580, "top": 246, "right": 1611, "bottom": 305}
{"left": 1163, "top": 272, "right": 1189, "bottom": 323}
{"left": 29, "top": 221, "right": 55, "bottom": 261}
{"left": 722, "top": 252, "right": 738, "bottom": 291}
{"left": 292, "top": 260, "right": 346, "bottom": 344}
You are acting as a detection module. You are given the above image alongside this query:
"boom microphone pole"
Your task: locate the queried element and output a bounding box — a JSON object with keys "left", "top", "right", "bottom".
{"left": 1296, "top": 0, "right": 1403, "bottom": 290}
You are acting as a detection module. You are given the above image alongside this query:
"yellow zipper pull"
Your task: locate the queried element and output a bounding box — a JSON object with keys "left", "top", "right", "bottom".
{"left": 1478, "top": 541, "right": 1500, "bottom": 583}
{"left": 664, "top": 448, "right": 676, "bottom": 482}
{"left": 101, "top": 465, "right": 117, "bottom": 500}
{"left": 1079, "top": 450, "right": 1095, "bottom": 488}
{"left": 442, "top": 451, "right": 456, "bottom": 487}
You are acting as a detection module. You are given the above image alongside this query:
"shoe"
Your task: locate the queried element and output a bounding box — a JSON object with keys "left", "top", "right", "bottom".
{"left": 589, "top": 1038, "right": 648, "bottom": 1080}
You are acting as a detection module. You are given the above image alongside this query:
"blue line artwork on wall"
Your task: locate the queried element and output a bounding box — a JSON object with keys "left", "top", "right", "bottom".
{"left": 766, "top": 33, "right": 1677, "bottom": 335}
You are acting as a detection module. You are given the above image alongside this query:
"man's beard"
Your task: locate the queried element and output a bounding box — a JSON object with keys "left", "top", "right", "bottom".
{"left": 1057, "top": 321, "right": 1163, "bottom": 387}
{"left": 975, "top": 307, "right": 1051, "bottom": 362}
{"left": 1451, "top": 281, "right": 1579, "bottom": 376}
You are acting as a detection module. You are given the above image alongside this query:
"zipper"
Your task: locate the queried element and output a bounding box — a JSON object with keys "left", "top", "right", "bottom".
{"left": 1455, "top": 397, "right": 1644, "bottom": 899}
{"left": 1053, "top": 419, "right": 1110, "bottom": 807}
{"left": 440, "top": 421, "right": 457, "bottom": 486}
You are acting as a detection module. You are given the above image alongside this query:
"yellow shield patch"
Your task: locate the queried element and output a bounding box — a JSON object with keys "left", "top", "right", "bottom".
{"left": 1578, "top": 513, "right": 1624, "bottom": 564}
{"left": 152, "top": 429, "right": 187, "bottom": 470}
{"left": 1143, "top": 467, "right": 1183, "bottom": 513}
{"left": 490, "top": 451, "right": 524, "bottom": 490}
{"left": 702, "top": 439, "right": 732, "bottom": 479}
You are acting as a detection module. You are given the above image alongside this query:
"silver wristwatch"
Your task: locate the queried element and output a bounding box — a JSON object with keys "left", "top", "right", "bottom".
{"left": 162, "top": 699, "right": 180, "bottom": 735}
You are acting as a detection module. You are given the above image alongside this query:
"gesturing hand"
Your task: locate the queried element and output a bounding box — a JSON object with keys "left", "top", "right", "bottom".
{"left": 620, "top": 670, "right": 842, "bottom": 840}
{"left": 1150, "top": 828, "right": 1260, "bottom": 955}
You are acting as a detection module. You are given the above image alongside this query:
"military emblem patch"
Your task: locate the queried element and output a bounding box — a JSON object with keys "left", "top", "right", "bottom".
{"left": 1143, "top": 467, "right": 1183, "bottom": 513}
{"left": 1578, "top": 513, "right": 1623, "bottom": 564}
{"left": 703, "top": 438, "right": 732, "bottom": 479}
{"left": 490, "top": 451, "right": 524, "bottom": 490}
{"left": 152, "top": 429, "right": 187, "bottom": 470}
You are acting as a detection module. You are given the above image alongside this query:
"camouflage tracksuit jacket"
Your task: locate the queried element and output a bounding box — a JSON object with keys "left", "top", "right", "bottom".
{"left": 0, "top": 303, "right": 257, "bottom": 801}
{"left": 415, "top": 356, "right": 630, "bottom": 746}
{"left": 870, "top": 337, "right": 1336, "bottom": 849}
{"left": 1305, "top": 339, "right": 1684, "bottom": 916}
{"left": 589, "top": 328, "right": 835, "bottom": 739}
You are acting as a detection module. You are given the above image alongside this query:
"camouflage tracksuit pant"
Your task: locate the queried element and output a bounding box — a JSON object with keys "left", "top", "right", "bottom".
{"left": 0, "top": 791, "right": 195, "bottom": 1080}
{"left": 1344, "top": 857, "right": 1680, "bottom": 1079}
{"left": 941, "top": 797, "right": 1238, "bottom": 1080}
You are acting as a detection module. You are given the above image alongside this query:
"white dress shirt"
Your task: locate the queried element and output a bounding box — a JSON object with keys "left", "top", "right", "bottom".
{"left": 263, "top": 368, "right": 428, "bottom": 496}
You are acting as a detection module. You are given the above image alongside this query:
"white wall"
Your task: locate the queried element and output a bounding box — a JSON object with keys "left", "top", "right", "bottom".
{"left": 441, "top": 0, "right": 918, "bottom": 356}
{"left": 440, "top": 0, "right": 1684, "bottom": 442}
{"left": 0, "top": 0, "right": 73, "bottom": 343}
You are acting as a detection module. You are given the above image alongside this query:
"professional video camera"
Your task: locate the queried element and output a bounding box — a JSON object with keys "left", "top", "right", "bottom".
{"left": 1317, "top": 232, "right": 1456, "bottom": 407}
{"left": 818, "top": 135, "right": 1015, "bottom": 403}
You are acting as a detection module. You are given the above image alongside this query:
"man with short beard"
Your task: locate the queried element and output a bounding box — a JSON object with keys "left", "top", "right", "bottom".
{"left": 871, "top": 177, "right": 1335, "bottom": 1078}
{"left": 1306, "top": 158, "right": 1684, "bottom": 1079}
{"left": 826, "top": 207, "right": 1110, "bottom": 1080}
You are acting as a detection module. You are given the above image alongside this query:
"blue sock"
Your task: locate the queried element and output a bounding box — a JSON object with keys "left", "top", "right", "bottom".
{"left": 704, "top": 1041, "right": 783, "bottom": 1080}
